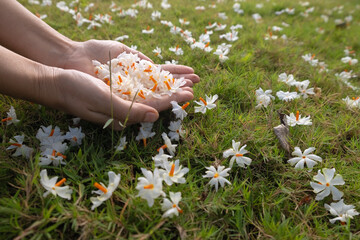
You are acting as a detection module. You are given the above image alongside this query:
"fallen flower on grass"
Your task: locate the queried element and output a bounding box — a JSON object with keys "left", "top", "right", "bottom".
{"left": 324, "top": 199, "right": 359, "bottom": 225}
{"left": 159, "top": 159, "right": 189, "bottom": 186}
{"left": 170, "top": 101, "right": 189, "bottom": 120}
{"left": 64, "top": 127, "right": 85, "bottom": 146}
{"left": 142, "top": 26, "right": 154, "bottom": 34}
{"left": 153, "top": 148, "right": 173, "bottom": 168}
{"left": 91, "top": 171, "right": 121, "bottom": 210}
{"left": 310, "top": 168, "right": 345, "bottom": 201}
{"left": 342, "top": 96, "right": 360, "bottom": 109}
{"left": 136, "top": 168, "right": 165, "bottom": 207}
{"left": 203, "top": 165, "right": 231, "bottom": 191}
{"left": 288, "top": 147, "right": 322, "bottom": 169}
{"left": 114, "top": 35, "right": 129, "bottom": 42}
{"left": 255, "top": 88, "right": 274, "bottom": 108}
{"left": 194, "top": 94, "right": 218, "bottom": 114}
{"left": 151, "top": 11, "right": 161, "bottom": 21}
{"left": 169, "top": 45, "right": 184, "bottom": 55}
{"left": 114, "top": 136, "right": 127, "bottom": 152}
{"left": 152, "top": 47, "right": 163, "bottom": 59}
{"left": 2, "top": 106, "right": 20, "bottom": 125}
{"left": 162, "top": 192, "right": 183, "bottom": 218}
{"left": 40, "top": 169, "right": 72, "bottom": 200}
{"left": 7, "top": 135, "right": 34, "bottom": 159}
{"left": 276, "top": 91, "right": 299, "bottom": 102}
{"left": 158, "top": 133, "right": 177, "bottom": 156}
{"left": 341, "top": 57, "right": 358, "bottom": 65}
{"left": 223, "top": 140, "right": 252, "bottom": 168}
{"left": 286, "top": 111, "right": 312, "bottom": 126}
{"left": 39, "top": 150, "right": 66, "bottom": 166}
{"left": 278, "top": 73, "right": 296, "bottom": 86}
{"left": 295, "top": 80, "right": 315, "bottom": 99}
{"left": 136, "top": 122, "right": 156, "bottom": 147}
{"left": 168, "top": 120, "right": 185, "bottom": 141}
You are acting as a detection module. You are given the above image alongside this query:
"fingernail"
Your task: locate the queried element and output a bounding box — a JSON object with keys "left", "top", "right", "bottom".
{"left": 144, "top": 112, "right": 158, "bottom": 122}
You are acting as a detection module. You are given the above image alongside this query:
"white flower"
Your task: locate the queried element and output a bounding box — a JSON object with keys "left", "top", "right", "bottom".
{"left": 230, "top": 24, "right": 243, "bottom": 30}
{"left": 114, "top": 136, "right": 127, "bottom": 152}
{"left": 6, "top": 135, "right": 33, "bottom": 159}
{"left": 194, "top": 94, "right": 218, "bottom": 114}
{"left": 161, "top": 0, "right": 171, "bottom": 9}
{"left": 214, "top": 23, "right": 227, "bottom": 31}
{"left": 161, "top": 192, "right": 183, "bottom": 218}
{"left": 286, "top": 111, "right": 312, "bottom": 126}
{"left": 213, "top": 48, "right": 229, "bottom": 63}
{"left": 36, "top": 125, "right": 65, "bottom": 150}
{"left": 91, "top": 171, "right": 121, "bottom": 210}
{"left": 152, "top": 47, "right": 163, "bottom": 59}
{"left": 158, "top": 132, "right": 177, "bottom": 156}
{"left": 40, "top": 169, "right": 72, "bottom": 200}
{"left": 165, "top": 59, "right": 178, "bottom": 65}
{"left": 223, "top": 140, "right": 252, "bottom": 168}
{"left": 324, "top": 199, "right": 359, "bottom": 224}
{"left": 295, "top": 80, "right": 315, "bottom": 98}
{"left": 255, "top": 88, "right": 274, "bottom": 108}
{"left": 310, "top": 168, "right": 345, "bottom": 201}
{"left": 64, "top": 127, "right": 85, "bottom": 146}
{"left": 252, "top": 13, "right": 262, "bottom": 23}
{"left": 169, "top": 45, "right": 184, "bottom": 55}
{"left": 152, "top": 148, "right": 173, "bottom": 168}
{"left": 136, "top": 168, "right": 165, "bottom": 207}
{"left": 203, "top": 166, "right": 231, "bottom": 191}
{"left": 170, "top": 101, "right": 189, "bottom": 120}
{"left": 288, "top": 147, "right": 322, "bottom": 169}
{"left": 2, "top": 106, "right": 20, "bottom": 125}
{"left": 168, "top": 120, "right": 185, "bottom": 141}
{"left": 151, "top": 11, "right": 161, "bottom": 21}
{"left": 142, "top": 27, "right": 154, "bottom": 34}
{"left": 302, "top": 53, "right": 318, "bottom": 66}
{"left": 218, "top": 12, "right": 228, "bottom": 20}
{"left": 159, "top": 159, "right": 189, "bottom": 186}
{"left": 179, "top": 18, "right": 189, "bottom": 25}
{"left": 341, "top": 57, "right": 358, "bottom": 65}
{"left": 342, "top": 96, "right": 360, "bottom": 109}
{"left": 39, "top": 150, "right": 66, "bottom": 166}
{"left": 278, "top": 73, "right": 297, "bottom": 86}
{"left": 136, "top": 122, "right": 156, "bottom": 146}
{"left": 219, "top": 31, "right": 238, "bottom": 42}
{"left": 272, "top": 26, "right": 283, "bottom": 32}
{"left": 114, "top": 35, "right": 129, "bottom": 42}
{"left": 276, "top": 91, "right": 300, "bottom": 102}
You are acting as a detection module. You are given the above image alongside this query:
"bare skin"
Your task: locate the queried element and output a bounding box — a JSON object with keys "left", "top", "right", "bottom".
{"left": 0, "top": 1, "right": 200, "bottom": 129}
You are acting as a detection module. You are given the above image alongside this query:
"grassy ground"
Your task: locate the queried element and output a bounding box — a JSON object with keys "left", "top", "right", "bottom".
{"left": 1, "top": 0, "right": 360, "bottom": 239}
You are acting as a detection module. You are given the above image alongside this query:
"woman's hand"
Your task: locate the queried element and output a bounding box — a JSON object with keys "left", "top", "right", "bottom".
{"left": 42, "top": 68, "right": 194, "bottom": 130}
{"left": 63, "top": 40, "right": 200, "bottom": 87}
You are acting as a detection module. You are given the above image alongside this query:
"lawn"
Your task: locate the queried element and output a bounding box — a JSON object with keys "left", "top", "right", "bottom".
{"left": 1, "top": 0, "right": 359, "bottom": 239}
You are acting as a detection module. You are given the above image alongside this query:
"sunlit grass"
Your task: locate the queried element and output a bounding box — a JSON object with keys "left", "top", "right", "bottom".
{"left": 1, "top": 0, "right": 359, "bottom": 239}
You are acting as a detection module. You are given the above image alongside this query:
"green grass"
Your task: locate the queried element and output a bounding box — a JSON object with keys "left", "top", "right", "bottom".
{"left": 1, "top": 0, "right": 360, "bottom": 239}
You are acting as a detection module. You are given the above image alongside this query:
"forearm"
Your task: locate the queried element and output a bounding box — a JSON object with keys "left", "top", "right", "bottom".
{"left": 0, "top": 0, "right": 75, "bottom": 68}
{"left": 0, "top": 45, "right": 55, "bottom": 105}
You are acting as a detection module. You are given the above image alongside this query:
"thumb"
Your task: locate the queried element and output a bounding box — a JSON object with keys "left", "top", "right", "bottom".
{"left": 113, "top": 97, "right": 159, "bottom": 124}
{"left": 124, "top": 46, "right": 154, "bottom": 63}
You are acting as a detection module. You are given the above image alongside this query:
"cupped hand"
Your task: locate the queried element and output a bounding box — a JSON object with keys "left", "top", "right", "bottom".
{"left": 42, "top": 68, "right": 194, "bottom": 130}
{"left": 63, "top": 40, "right": 200, "bottom": 86}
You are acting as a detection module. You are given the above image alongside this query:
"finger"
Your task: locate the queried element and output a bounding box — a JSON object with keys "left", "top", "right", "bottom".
{"left": 144, "top": 91, "right": 194, "bottom": 112}
{"left": 181, "top": 86, "right": 194, "bottom": 94}
{"left": 111, "top": 96, "right": 159, "bottom": 123}
{"left": 161, "top": 64, "right": 195, "bottom": 74}
{"left": 124, "top": 47, "right": 154, "bottom": 63}
{"left": 172, "top": 73, "right": 200, "bottom": 83}
{"left": 178, "top": 79, "right": 193, "bottom": 88}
